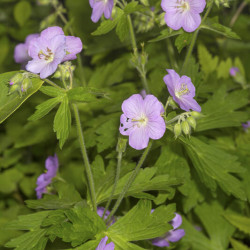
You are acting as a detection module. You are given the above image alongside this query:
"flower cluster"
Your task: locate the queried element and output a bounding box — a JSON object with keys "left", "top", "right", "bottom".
{"left": 15, "top": 26, "right": 82, "bottom": 79}
{"left": 161, "top": 0, "right": 206, "bottom": 32}
{"left": 89, "top": 0, "right": 114, "bottom": 23}
{"left": 152, "top": 213, "right": 185, "bottom": 247}
{"left": 242, "top": 121, "right": 250, "bottom": 132}
{"left": 36, "top": 154, "right": 59, "bottom": 199}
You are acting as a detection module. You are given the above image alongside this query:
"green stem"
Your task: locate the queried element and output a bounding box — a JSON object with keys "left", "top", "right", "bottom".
{"left": 181, "top": 2, "right": 213, "bottom": 74}
{"left": 72, "top": 104, "right": 97, "bottom": 211}
{"left": 44, "top": 78, "right": 65, "bottom": 91}
{"left": 127, "top": 15, "right": 150, "bottom": 93}
{"left": 102, "top": 151, "right": 122, "bottom": 219}
{"left": 106, "top": 141, "right": 153, "bottom": 223}
{"left": 230, "top": 1, "right": 248, "bottom": 27}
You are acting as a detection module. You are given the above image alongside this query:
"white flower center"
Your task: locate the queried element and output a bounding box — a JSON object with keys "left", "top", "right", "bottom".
{"left": 175, "top": 83, "right": 190, "bottom": 98}
{"left": 38, "top": 47, "right": 54, "bottom": 62}
{"left": 132, "top": 114, "right": 148, "bottom": 128}
{"left": 176, "top": 0, "right": 190, "bottom": 13}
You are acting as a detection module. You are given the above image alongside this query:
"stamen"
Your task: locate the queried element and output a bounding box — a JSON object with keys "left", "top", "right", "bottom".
{"left": 175, "top": 83, "right": 190, "bottom": 98}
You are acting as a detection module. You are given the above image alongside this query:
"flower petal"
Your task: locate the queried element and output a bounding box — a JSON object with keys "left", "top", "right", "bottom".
{"left": 25, "top": 33, "right": 39, "bottom": 46}
{"left": 40, "top": 26, "right": 64, "bottom": 40}
{"left": 119, "top": 114, "right": 135, "bottom": 136}
{"left": 96, "top": 236, "right": 108, "bottom": 250}
{"left": 161, "top": 0, "right": 178, "bottom": 12}
{"left": 189, "top": 0, "right": 206, "bottom": 13}
{"left": 45, "top": 154, "right": 59, "bottom": 178}
{"left": 104, "top": 0, "right": 113, "bottom": 19}
{"left": 129, "top": 127, "right": 149, "bottom": 150}
{"left": 182, "top": 11, "right": 201, "bottom": 32}
{"left": 62, "top": 36, "right": 83, "bottom": 62}
{"left": 152, "top": 237, "right": 170, "bottom": 247}
{"left": 26, "top": 59, "right": 48, "bottom": 74}
{"left": 179, "top": 96, "right": 201, "bottom": 112}
{"left": 14, "top": 43, "right": 29, "bottom": 63}
{"left": 143, "top": 95, "right": 164, "bottom": 119}
{"left": 171, "top": 213, "right": 182, "bottom": 229}
{"left": 164, "top": 69, "right": 181, "bottom": 97}
{"left": 147, "top": 116, "right": 166, "bottom": 140}
{"left": 167, "top": 229, "right": 185, "bottom": 242}
{"left": 164, "top": 11, "right": 183, "bottom": 31}
{"left": 122, "top": 94, "right": 144, "bottom": 119}
{"left": 91, "top": 1, "right": 105, "bottom": 23}
{"left": 179, "top": 75, "right": 195, "bottom": 98}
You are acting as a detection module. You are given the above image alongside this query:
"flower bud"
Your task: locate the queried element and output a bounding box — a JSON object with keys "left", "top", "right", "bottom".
{"left": 116, "top": 138, "right": 127, "bottom": 153}
{"left": 187, "top": 116, "right": 196, "bottom": 130}
{"left": 21, "top": 78, "right": 32, "bottom": 92}
{"left": 190, "top": 111, "right": 201, "bottom": 118}
{"left": 10, "top": 73, "right": 23, "bottom": 85}
{"left": 169, "top": 97, "right": 178, "bottom": 110}
{"left": 8, "top": 84, "right": 20, "bottom": 95}
{"left": 174, "top": 123, "right": 182, "bottom": 138}
{"left": 181, "top": 120, "right": 190, "bottom": 135}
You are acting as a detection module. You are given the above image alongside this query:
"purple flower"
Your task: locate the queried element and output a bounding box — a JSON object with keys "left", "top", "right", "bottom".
{"left": 36, "top": 154, "right": 59, "bottom": 199}
{"left": 242, "top": 121, "right": 250, "bottom": 132}
{"left": 152, "top": 213, "right": 185, "bottom": 247}
{"left": 97, "top": 207, "right": 115, "bottom": 225}
{"left": 89, "top": 0, "right": 114, "bottom": 23}
{"left": 164, "top": 69, "right": 201, "bottom": 112}
{"left": 119, "top": 94, "right": 166, "bottom": 150}
{"left": 14, "top": 34, "right": 39, "bottom": 67}
{"left": 96, "top": 236, "right": 114, "bottom": 250}
{"left": 230, "top": 67, "right": 239, "bottom": 77}
{"left": 26, "top": 26, "right": 82, "bottom": 79}
{"left": 161, "top": 0, "right": 206, "bottom": 32}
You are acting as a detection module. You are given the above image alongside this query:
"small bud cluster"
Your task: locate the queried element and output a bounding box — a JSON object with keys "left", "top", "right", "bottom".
{"left": 214, "top": 0, "right": 230, "bottom": 8}
{"left": 8, "top": 73, "right": 32, "bottom": 96}
{"left": 53, "top": 61, "right": 75, "bottom": 81}
{"left": 134, "top": 8, "right": 155, "bottom": 33}
{"left": 174, "top": 112, "right": 201, "bottom": 138}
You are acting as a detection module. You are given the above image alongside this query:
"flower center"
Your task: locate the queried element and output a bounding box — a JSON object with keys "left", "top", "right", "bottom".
{"left": 132, "top": 115, "right": 148, "bottom": 128}
{"left": 38, "top": 47, "right": 54, "bottom": 62}
{"left": 176, "top": 0, "right": 190, "bottom": 13}
{"left": 175, "top": 83, "right": 190, "bottom": 98}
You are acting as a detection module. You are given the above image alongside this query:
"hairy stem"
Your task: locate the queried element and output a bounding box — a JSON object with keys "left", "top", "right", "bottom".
{"left": 44, "top": 78, "right": 65, "bottom": 91}
{"left": 72, "top": 104, "right": 97, "bottom": 211}
{"left": 230, "top": 1, "right": 248, "bottom": 27}
{"left": 106, "top": 141, "right": 153, "bottom": 222}
{"left": 102, "top": 151, "right": 122, "bottom": 219}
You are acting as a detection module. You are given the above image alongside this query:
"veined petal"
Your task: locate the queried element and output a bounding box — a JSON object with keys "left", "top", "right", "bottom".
{"left": 40, "top": 26, "right": 64, "bottom": 40}
{"left": 122, "top": 94, "right": 144, "bottom": 119}
{"left": 147, "top": 116, "right": 166, "bottom": 140}
{"left": 179, "top": 75, "right": 196, "bottom": 98}
{"left": 171, "top": 213, "right": 183, "bottom": 229}
{"left": 152, "top": 237, "right": 170, "bottom": 247}
{"left": 49, "top": 34, "right": 66, "bottom": 52}
{"left": 161, "top": 0, "right": 178, "bottom": 12}
{"left": 189, "top": 0, "right": 206, "bottom": 13}
{"left": 182, "top": 11, "right": 201, "bottom": 32}
{"left": 129, "top": 127, "right": 149, "bottom": 150}
{"left": 26, "top": 59, "right": 48, "bottom": 74}
{"left": 164, "top": 11, "right": 183, "bottom": 31}
{"left": 164, "top": 69, "right": 181, "bottom": 96}
{"left": 179, "top": 96, "right": 201, "bottom": 112}
{"left": 39, "top": 59, "right": 61, "bottom": 79}
{"left": 25, "top": 33, "right": 39, "bottom": 46}
{"left": 167, "top": 229, "right": 185, "bottom": 242}
{"left": 144, "top": 95, "right": 164, "bottom": 119}
{"left": 104, "top": 0, "right": 113, "bottom": 19}
{"left": 28, "top": 36, "right": 49, "bottom": 59}
{"left": 91, "top": 1, "right": 106, "bottom": 23}
{"left": 96, "top": 236, "right": 108, "bottom": 250}
{"left": 62, "top": 36, "right": 83, "bottom": 62}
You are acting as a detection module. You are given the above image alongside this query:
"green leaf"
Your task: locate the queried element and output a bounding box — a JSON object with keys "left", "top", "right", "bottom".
{"left": 201, "top": 18, "right": 240, "bottom": 40}
{"left": 14, "top": 1, "right": 32, "bottom": 27}
{"left": 230, "top": 238, "right": 250, "bottom": 250}
{"left": 0, "top": 72, "right": 44, "bottom": 124}
{"left": 28, "top": 96, "right": 63, "bottom": 121}
{"left": 216, "top": 58, "right": 233, "bottom": 79}
{"left": 195, "top": 202, "right": 235, "bottom": 250}
{"left": 25, "top": 182, "right": 82, "bottom": 210}
{"left": 124, "top": 2, "right": 142, "bottom": 14}
{"left": 53, "top": 95, "right": 71, "bottom": 149}
{"left": 0, "top": 36, "right": 10, "bottom": 65}
{"left": 197, "top": 85, "right": 248, "bottom": 131}
{"left": 181, "top": 137, "right": 246, "bottom": 200}
{"left": 54, "top": 206, "right": 106, "bottom": 247}
{"left": 108, "top": 200, "right": 175, "bottom": 241}
{"left": 116, "top": 14, "right": 129, "bottom": 42}
{"left": 175, "top": 33, "right": 192, "bottom": 53}
{"left": 149, "top": 29, "right": 183, "bottom": 43}
{"left": 224, "top": 213, "right": 250, "bottom": 235}
{"left": 39, "top": 86, "right": 65, "bottom": 97}
{"left": 67, "top": 87, "right": 103, "bottom": 103}
{"left": 198, "top": 44, "right": 219, "bottom": 78}
{"left": 92, "top": 8, "right": 123, "bottom": 36}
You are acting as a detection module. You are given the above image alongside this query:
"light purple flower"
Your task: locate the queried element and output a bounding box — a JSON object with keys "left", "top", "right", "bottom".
{"left": 96, "top": 236, "right": 115, "bottom": 250}
{"left": 36, "top": 154, "right": 59, "bottom": 199}
{"left": 164, "top": 69, "right": 201, "bottom": 112}
{"left": 14, "top": 34, "right": 39, "bottom": 67}
{"left": 26, "top": 26, "right": 82, "bottom": 79}
{"left": 161, "top": 0, "right": 206, "bottom": 32}
{"left": 152, "top": 213, "right": 185, "bottom": 247}
{"left": 89, "top": 0, "right": 114, "bottom": 23}
{"left": 230, "top": 67, "right": 239, "bottom": 77}
{"left": 119, "top": 94, "right": 166, "bottom": 150}
{"left": 242, "top": 121, "right": 250, "bottom": 132}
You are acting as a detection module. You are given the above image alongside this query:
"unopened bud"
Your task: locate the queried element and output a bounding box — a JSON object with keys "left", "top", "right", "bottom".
{"left": 21, "top": 78, "right": 32, "bottom": 92}
{"left": 8, "top": 84, "right": 20, "bottom": 95}
{"left": 10, "top": 73, "right": 23, "bottom": 85}
{"left": 190, "top": 111, "right": 201, "bottom": 118}
{"left": 116, "top": 138, "right": 127, "bottom": 153}
{"left": 181, "top": 120, "right": 190, "bottom": 135}
{"left": 174, "top": 123, "right": 182, "bottom": 138}
{"left": 187, "top": 116, "right": 196, "bottom": 130}
{"left": 169, "top": 97, "right": 178, "bottom": 110}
